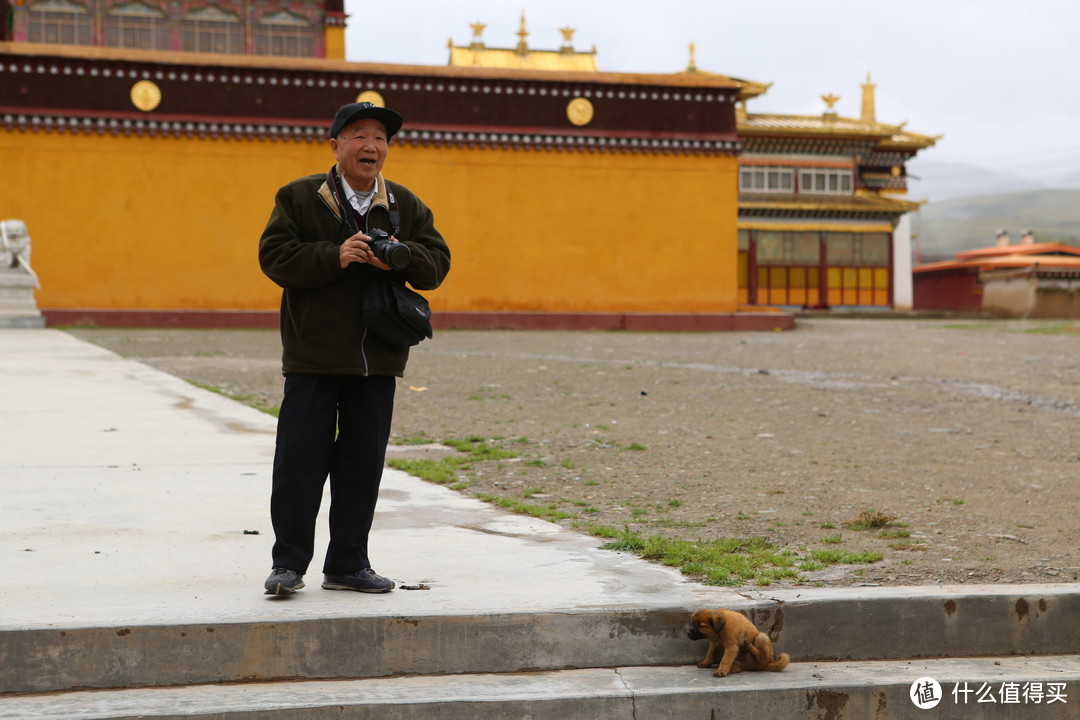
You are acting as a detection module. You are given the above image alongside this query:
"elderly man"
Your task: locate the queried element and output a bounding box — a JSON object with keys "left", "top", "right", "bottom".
{"left": 258, "top": 102, "right": 450, "bottom": 596}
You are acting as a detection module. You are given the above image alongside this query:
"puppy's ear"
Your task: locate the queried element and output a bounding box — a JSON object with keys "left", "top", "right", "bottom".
{"left": 709, "top": 610, "right": 726, "bottom": 633}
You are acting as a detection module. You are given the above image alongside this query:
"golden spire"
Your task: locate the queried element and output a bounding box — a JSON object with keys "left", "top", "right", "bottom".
{"left": 861, "top": 72, "right": 876, "bottom": 124}
{"left": 686, "top": 42, "right": 697, "bottom": 72}
{"left": 559, "top": 26, "right": 576, "bottom": 53}
{"left": 516, "top": 10, "right": 529, "bottom": 55}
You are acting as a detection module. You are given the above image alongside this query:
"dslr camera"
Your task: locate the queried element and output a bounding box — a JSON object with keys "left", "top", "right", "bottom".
{"left": 366, "top": 229, "right": 411, "bottom": 271}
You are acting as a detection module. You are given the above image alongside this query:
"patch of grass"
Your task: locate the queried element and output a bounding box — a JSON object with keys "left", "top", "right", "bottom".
{"left": 188, "top": 381, "right": 279, "bottom": 417}
{"left": 387, "top": 457, "right": 469, "bottom": 485}
{"left": 880, "top": 528, "right": 911, "bottom": 539}
{"left": 819, "top": 522, "right": 837, "bottom": 529}
{"left": 388, "top": 436, "right": 518, "bottom": 485}
{"left": 846, "top": 510, "right": 899, "bottom": 530}
{"left": 393, "top": 433, "right": 436, "bottom": 446}
{"left": 805, "top": 549, "right": 884, "bottom": 565}
{"left": 1020, "top": 322, "right": 1080, "bottom": 336}
{"left": 890, "top": 541, "right": 928, "bottom": 551}
{"left": 821, "top": 534, "right": 844, "bottom": 544}
{"left": 474, "top": 494, "right": 577, "bottom": 522}
{"left": 590, "top": 528, "right": 797, "bottom": 587}
{"left": 623, "top": 442, "right": 648, "bottom": 451}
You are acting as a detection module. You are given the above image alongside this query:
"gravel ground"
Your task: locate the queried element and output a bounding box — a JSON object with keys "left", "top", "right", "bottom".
{"left": 67, "top": 318, "right": 1080, "bottom": 589}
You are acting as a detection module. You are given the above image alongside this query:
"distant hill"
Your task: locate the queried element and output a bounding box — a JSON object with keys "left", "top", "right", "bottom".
{"left": 906, "top": 159, "right": 1046, "bottom": 202}
{"left": 915, "top": 189, "right": 1080, "bottom": 255}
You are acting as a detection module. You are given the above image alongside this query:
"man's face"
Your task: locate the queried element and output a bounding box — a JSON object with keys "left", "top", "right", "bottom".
{"left": 331, "top": 118, "right": 388, "bottom": 192}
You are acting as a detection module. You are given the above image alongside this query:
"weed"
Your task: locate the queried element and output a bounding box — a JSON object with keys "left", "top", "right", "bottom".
{"left": 847, "top": 510, "right": 899, "bottom": 530}
{"left": 591, "top": 528, "right": 797, "bottom": 587}
{"left": 475, "top": 494, "right": 577, "bottom": 522}
{"left": 821, "top": 534, "right": 844, "bottom": 544}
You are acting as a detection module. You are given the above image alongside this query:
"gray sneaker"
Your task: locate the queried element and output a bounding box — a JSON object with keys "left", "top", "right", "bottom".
{"left": 264, "top": 567, "right": 305, "bottom": 595}
{"left": 322, "top": 568, "right": 395, "bottom": 593}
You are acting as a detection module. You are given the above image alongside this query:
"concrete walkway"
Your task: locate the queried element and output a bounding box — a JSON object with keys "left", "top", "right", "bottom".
{"left": 0, "top": 328, "right": 744, "bottom": 632}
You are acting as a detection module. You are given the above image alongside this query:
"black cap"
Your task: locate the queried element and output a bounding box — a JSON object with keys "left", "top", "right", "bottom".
{"left": 329, "top": 102, "right": 404, "bottom": 139}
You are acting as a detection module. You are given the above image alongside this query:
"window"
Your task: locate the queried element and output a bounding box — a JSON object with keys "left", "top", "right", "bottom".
{"left": 755, "top": 231, "right": 821, "bottom": 266}
{"left": 105, "top": 2, "right": 168, "bottom": 50}
{"left": 27, "top": 0, "right": 92, "bottom": 45}
{"left": 739, "top": 166, "right": 794, "bottom": 193}
{"left": 183, "top": 5, "right": 242, "bottom": 54}
{"left": 799, "top": 168, "right": 853, "bottom": 195}
{"left": 255, "top": 10, "right": 312, "bottom": 57}
{"left": 826, "top": 232, "right": 890, "bottom": 267}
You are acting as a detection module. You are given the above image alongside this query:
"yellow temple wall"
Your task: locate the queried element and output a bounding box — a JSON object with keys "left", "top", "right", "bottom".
{"left": 0, "top": 129, "right": 739, "bottom": 315}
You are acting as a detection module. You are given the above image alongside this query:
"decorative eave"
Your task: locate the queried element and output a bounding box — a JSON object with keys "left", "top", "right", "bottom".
{"left": 738, "top": 112, "right": 898, "bottom": 139}
{"left": 881, "top": 129, "right": 941, "bottom": 151}
{"left": 0, "top": 42, "right": 741, "bottom": 155}
{"left": 739, "top": 191, "right": 922, "bottom": 218}
{"left": 678, "top": 68, "right": 770, "bottom": 102}
{"left": 955, "top": 242, "right": 1080, "bottom": 260}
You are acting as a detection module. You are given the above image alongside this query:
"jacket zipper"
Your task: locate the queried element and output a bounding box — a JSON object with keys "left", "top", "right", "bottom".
{"left": 360, "top": 325, "right": 370, "bottom": 376}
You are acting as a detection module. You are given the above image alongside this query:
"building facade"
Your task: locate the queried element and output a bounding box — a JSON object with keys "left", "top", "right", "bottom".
{"left": 734, "top": 77, "right": 937, "bottom": 311}
{"left": 0, "top": 0, "right": 346, "bottom": 58}
{"left": 0, "top": 14, "right": 936, "bottom": 329}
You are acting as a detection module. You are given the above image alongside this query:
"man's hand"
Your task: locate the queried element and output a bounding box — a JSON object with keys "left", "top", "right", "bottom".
{"left": 339, "top": 231, "right": 393, "bottom": 270}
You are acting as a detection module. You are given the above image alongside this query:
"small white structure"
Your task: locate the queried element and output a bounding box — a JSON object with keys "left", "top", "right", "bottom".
{"left": 0, "top": 219, "right": 45, "bottom": 328}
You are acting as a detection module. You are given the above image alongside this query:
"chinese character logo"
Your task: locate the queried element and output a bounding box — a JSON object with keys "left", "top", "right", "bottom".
{"left": 911, "top": 677, "right": 943, "bottom": 709}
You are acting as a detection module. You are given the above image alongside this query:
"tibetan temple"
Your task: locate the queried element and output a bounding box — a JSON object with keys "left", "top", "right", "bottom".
{"left": 0, "top": 8, "right": 938, "bottom": 329}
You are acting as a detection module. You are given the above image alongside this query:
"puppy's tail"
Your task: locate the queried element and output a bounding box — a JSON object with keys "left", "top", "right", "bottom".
{"left": 764, "top": 652, "right": 790, "bottom": 672}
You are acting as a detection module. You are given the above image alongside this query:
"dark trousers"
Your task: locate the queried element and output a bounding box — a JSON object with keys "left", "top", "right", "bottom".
{"left": 270, "top": 373, "right": 396, "bottom": 575}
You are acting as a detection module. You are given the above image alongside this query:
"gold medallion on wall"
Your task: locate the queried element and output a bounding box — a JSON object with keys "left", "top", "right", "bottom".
{"left": 357, "top": 90, "right": 386, "bottom": 107}
{"left": 566, "top": 97, "right": 594, "bottom": 127}
{"left": 130, "top": 80, "right": 162, "bottom": 112}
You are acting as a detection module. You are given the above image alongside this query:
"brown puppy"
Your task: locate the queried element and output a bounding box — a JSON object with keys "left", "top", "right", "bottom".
{"left": 687, "top": 608, "right": 790, "bottom": 677}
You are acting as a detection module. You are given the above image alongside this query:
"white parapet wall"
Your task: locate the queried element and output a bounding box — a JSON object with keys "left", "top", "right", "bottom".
{"left": 892, "top": 213, "right": 914, "bottom": 311}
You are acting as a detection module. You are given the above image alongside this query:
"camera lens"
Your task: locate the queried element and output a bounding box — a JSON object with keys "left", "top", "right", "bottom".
{"left": 383, "top": 242, "right": 411, "bottom": 270}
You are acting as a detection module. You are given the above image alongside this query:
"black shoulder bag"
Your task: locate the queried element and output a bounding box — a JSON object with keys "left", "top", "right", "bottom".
{"left": 327, "top": 169, "right": 433, "bottom": 348}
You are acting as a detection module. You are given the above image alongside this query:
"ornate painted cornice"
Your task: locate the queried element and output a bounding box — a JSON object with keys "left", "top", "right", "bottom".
{"left": 0, "top": 110, "right": 740, "bottom": 154}
{"left": 0, "top": 43, "right": 741, "bottom": 155}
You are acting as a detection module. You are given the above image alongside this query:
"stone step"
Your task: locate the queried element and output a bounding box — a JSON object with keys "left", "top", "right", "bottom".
{"left": 2, "top": 656, "right": 1078, "bottom": 720}
{"left": 4, "top": 585, "right": 1077, "bottom": 694}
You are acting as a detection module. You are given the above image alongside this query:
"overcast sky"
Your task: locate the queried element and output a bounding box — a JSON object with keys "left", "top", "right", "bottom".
{"left": 344, "top": 0, "right": 1080, "bottom": 188}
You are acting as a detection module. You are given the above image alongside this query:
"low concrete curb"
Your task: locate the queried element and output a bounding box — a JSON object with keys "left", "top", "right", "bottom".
{"left": 3, "top": 656, "right": 1078, "bottom": 720}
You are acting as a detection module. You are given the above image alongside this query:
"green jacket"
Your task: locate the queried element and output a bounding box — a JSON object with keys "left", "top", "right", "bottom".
{"left": 258, "top": 168, "right": 451, "bottom": 377}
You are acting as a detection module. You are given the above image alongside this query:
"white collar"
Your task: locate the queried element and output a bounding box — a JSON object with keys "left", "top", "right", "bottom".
{"left": 341, "top": 176, "right": 378, "bottom": 215}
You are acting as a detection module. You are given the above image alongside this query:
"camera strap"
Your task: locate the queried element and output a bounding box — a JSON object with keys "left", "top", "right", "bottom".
{"left": 326, "top": 167, "right": 400, "bottom": 236}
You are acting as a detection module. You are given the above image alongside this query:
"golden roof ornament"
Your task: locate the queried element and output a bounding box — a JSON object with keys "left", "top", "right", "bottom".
{"left": 861, "top": 72, "right": 876, "bottom": 124}
{"left": 821, "top": 93, "right": 840, "bottom": 122}
{"left": 469, "top": 21, "right": 486, "bottom": 49}
{"left": 686, "top": 42, "right": 698, "bottom": 73}
{"left": 516, "top": 11, "right": 529, "bottom": 55}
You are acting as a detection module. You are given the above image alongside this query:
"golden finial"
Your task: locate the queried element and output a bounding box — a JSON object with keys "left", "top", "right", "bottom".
{"left": 686, "top": 42, "right": 698, "bottom": 72}
{"left": 861, "top": 72, "right": 876, "bottom": 123}
{"left": 516, "top": 10, "right": 529, "bottom": 54}
{"left": 469, "top": 22, "right": 486, "bottom": 40}
{"left": 821, "top": 93, "right": 840, "bottom": 110}
{"left": 559, "top": 26, "right": 576, "bottom": 43}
